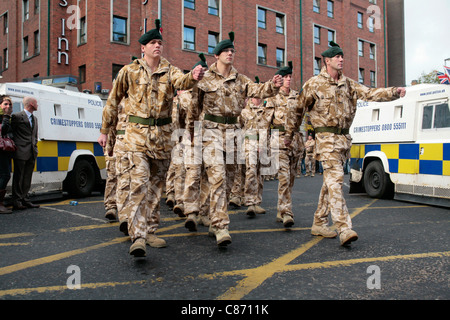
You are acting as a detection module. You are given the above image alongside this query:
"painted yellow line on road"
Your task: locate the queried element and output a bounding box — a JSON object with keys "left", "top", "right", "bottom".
{"left": 0, "top": 237, "right": 129, "bottom": 277}
{"left": 0, "top": 232, "right": 34, "bottom": 240}
{"left": 0, "top": 242, "right": 30, "bottom": 247}
{"left": 0, "top": 280, "right": 148, "bottom": 298}
{"left": 214, "top": 199, "right": 377, "bottom": 300}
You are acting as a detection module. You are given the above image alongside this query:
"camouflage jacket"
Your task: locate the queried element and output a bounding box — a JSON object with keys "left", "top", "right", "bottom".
{"left": 101, "top": 57, "right": 197, "bottom": 159}
{"left": 286, "top": 66, "right": 400, "bottom": 160}
{"left": 189, "top": 62, "right": 279, "bottom": 151}
{"left": 240, "top": 99, "right": 274, "bottom": 133}
{"left": 266, "top": 89, "right": 304, "bottom": 155}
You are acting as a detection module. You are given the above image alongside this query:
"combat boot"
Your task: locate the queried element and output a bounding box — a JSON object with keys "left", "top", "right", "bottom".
{"left": 129, "top": 238, "right": 146, "bottom": 257}
{"left": 173, "top": 203, "right": 185, "bottom": 217}
{"left": 246, "top": 205, "right": 256, "bottom": 217}
{"left": 146, "top": 233, "right": 167, "bottom": 248}
{"left": 198, "top": 214, "right": 210, "bottom": 227}
{"left": 283, "top": 214, "right": 294, "bottom": 228}
{"left": 104, "top": 208, "right": 117, "bottom": 221}
{"left": 216, "top": 229, "right": 231, "bottom": 246}
{"left": 311, "top": 224, "right": 337, "bottom": 238}
{"left": 339, "top": 229, "right": 358, "bottom": 246}
{"left": 254, "top": 205, "right": 266, "bottom": 214}
{"left": 229, "top": 196, "right": 241, "bottom": 207}
{"left": 185, "top": 213, "right": 197, "bottom": 231}
{"left": 166, "top": 193, "right": 175, "bottom": 208}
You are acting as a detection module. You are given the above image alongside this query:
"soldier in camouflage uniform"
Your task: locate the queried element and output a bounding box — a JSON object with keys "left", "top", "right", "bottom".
{"left": 286, "top": 41, "right": 406, "bottom": 246}
{"left": 266, "top": 62, "right": 305, "bottom": 228}
{"left": 98, "top": 20, "right": 205, "bottom": 257}
{"left": 185, "top": 32, "right": 283, "bottom": 246}
{"left": 240, "top": 77, "right": 275, "bottom": 216}
{"left": 304, "top": 134, "right": 316, "bottom": 177}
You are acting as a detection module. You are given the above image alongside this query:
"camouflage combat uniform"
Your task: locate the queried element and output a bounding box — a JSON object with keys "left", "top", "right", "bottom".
{"left": 186, "top": 62, "right": 279, "bottom": 233}
{"left": 266, "top": 89, "right": 305, "bottom": 224}
{"left": 287, "top": 66, "right": 401, "bottom": 234}
{"left": 304, "top": 137, "right": 316, "bottom": 176}
{"left": 240, "top": 99, "right": 274, "bottom": 207}
{"left": 101, "top": 57, "right": 198, "bottom": 242}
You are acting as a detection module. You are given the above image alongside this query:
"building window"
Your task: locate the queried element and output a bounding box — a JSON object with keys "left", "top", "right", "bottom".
{"left": 276, "top": 48, "right": 285, "bottom": 67}
{"left": 357, "top": 12, "right": 363, "bottom": 29}
{"left": 3, "top": 12, "right": 8, "bottom": 34}
{"left": 23, "top": 36, "right": 29, "bottom": 59}
{"left": 359, "top": 68, "right": 364, "bottom": 84}
{"left": 208, "top": 31, "right": 219, "bottom": 54}
{"left": 370, "top": 44, "right": 375, "bottom": 59}
{"left": 368, "top": 17, "right": 375, "bottom": 32}
{"left": 327, "top": 1, "right": 334, "bottom": 18}
{"left": 112, "top": 64, "right": 124, "bottom": 81}
{"left": 314, "top": 26, "right": 320, "bottom": 44}
{"left": 276, "top": 14, "right": 284, "bottom": 34}
{"left": 23, "top": 0, "right": 29, "bottom": 21}
{"left": 328, "top": 30, "right": 334, "bottom": 45}
{"left": 358, "top": 40, "right": 364, "bottom": 56}
{"left": 314, "top": 57, "right": 321, "bottom": 75}
{"left": 35, "top": 0, "right": 40, "bottom": 14}
{"left": 79, "top": 65, "right": 86, "bottom": 84}
{"left": 79, "top": 16, "right": 86, "bottom": 44}
{"left": 184, "top": 0, "right": 195, "bottom": 10}
{"left": 370, "top": 71, "right": 376, "bottom": 87}
{"left": 112, "top": 16, "right": 127, "bottom": 43}
{"left": 34, "top": 30, "right": 39, "bottom": 54}
{"left": 313, "top": 0, "right": 320, "bottom": 13}
{"left": 208, "top": 0, "right": 219, "bottom": 16}
{"left": 184, "top": 26, "right": 195, "bottom": 51}
{"left": 258, "top": 8, "right": 266, "bottom": 29}
{"left": 3, "top": 48, "right": 8, "bottom": 70}
{"left": 257, "top": 43, "right": 267, "bottom": 65}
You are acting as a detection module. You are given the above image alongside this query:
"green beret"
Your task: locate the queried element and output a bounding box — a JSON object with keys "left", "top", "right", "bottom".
{"left": 321, "top": 41, "right": 344, "bottom": 58}
{"left": 192, "top": 53, "right": 208, "bottom": 69}
{"left": 139, "top": 19, "right": 162, "bottom": 45}
{"left": 276, "top": 61, "right": 293, "bottom": 76}
{"left": 213, "top": 32, "right": 235, "bottom": 55}
{"left": 255, "top": 76, "right": 260, "bottom": 83}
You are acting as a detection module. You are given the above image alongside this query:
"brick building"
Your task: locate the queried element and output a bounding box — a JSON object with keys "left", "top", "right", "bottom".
{"left": 0, "top": 0, "right": 397, "bottom": 94}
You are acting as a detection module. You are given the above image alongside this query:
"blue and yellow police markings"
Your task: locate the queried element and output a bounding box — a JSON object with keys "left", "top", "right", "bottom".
{"left": 351, "top": 143, "right": 450, "bottom": 176}
{"left": 36, "top": 140, "right": 105, "bottom": 172}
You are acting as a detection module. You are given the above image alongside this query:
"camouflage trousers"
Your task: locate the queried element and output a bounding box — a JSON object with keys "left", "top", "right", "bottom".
{"left": 277, "top": 149, "right": 300, "bottom": 218}
{"left": 313, "top": 158, "right": 352, "bottom": 233}
{"left": 230, "top": 164, "right": 245, "bottom": 203}
{"left": 183, "top": 144, "right": 236, "bottom": 230}
{"left": 115, "top": 150, "right": 169, "bottom": 241}
{"left": 305, "top": 153, "right": 315, "bottom": 174}
{"left": 104, "top": 155, "right": 117, "bottom": 211}
{"left": 244, "top": 142, "right": 264, "bottom": 206}
{"left": 166, "top": 143, "right": 186, "bottom": 205}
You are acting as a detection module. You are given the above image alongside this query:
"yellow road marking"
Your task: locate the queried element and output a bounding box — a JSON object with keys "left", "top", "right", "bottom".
{"left": 214, "top": 199, "right": 377, "bottom": 300}
{"left": 0, "top": 232, "right": 34, "bottom": 240}
{"left": 0, "top": 280, "right": 148, "bottom": 298}
{"left": 0, "top": 242, "right": 30, "bottom": 247}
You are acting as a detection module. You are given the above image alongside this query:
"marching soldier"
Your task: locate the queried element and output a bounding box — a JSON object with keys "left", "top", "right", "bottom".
{"left": 98, "top": 20, "right": 205, "bottom": 257}
{"left": 285, "top": 41, "right": 406, "bottom": 246}
{"left": 266, "top": 62, "right": 305, "bottom": 228}
{"left": 240, "top": 77, "right": 275, "bottom": 217}
{"left": 184, "top": 32, "right": 283, "bottom": 246}
{"left": 304, "top": 134, "right": 316, "bottom": 177}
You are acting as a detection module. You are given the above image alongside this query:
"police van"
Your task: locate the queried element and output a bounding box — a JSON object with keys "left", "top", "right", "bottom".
{"left": 349, "top": 84, "right": 450, "bottom": 208}
{"left": 0, "top": 82, "right": 106, "bottom": 198}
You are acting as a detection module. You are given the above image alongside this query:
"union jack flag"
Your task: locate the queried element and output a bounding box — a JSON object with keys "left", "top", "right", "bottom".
{"left": 437, "top": 71, "right": 450, "bottom": 84}
{"left": 444, "top": 65, "right": 450, "bottom": 78}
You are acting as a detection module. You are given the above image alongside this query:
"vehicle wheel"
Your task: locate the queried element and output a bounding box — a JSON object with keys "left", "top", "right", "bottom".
{"left": 66, "top": 159, "right": 96, "bottom": 197}
{"left": 363, "top": 161, "right": 394, "bottom": 199}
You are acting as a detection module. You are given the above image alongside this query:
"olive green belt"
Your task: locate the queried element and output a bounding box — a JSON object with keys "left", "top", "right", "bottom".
{"left": 116, "top": 130, "right": 125, "bottom": 135}
{"left": 128, "top": 115, "right": 172, "bottom": 126}
{"left": 315, "top": 127, "right": 349, "bottom": 135}
{"left": 204, "top": 114, "right": 238, "bottom": 124}
{"left": 271, "top": 124, "right": 285, "bottom": 132}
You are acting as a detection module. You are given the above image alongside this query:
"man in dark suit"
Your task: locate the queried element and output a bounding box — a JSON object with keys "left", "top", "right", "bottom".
{"left": 11, "top": 96, "right": 40, "bottom": 210}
